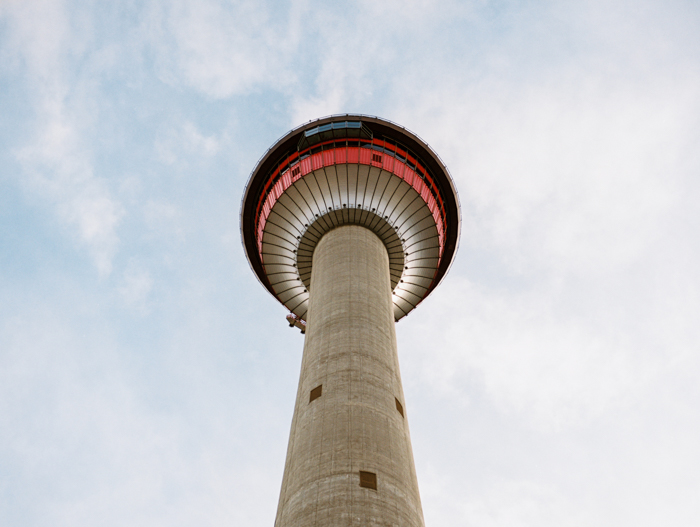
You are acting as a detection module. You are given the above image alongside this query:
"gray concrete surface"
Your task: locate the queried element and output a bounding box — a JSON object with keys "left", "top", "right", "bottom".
{"left": 275, "top": 225, "right": 424, "bottom": 527}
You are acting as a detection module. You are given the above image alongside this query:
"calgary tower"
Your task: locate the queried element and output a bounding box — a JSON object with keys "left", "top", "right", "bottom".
{"left": 241, "top": 114, "right": 460, "bottom": 526}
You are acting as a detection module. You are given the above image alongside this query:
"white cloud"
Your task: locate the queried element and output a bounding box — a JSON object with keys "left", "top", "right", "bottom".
{"left": 460, "top": 479, "right": 577, "bottom": 527}
{"left": 145, "top": 0, "right": 304, "bottom": 98}
{"left": 16, "top": 103, "right": 124, "bottom": 275}
{"left": 0, "top": 290, "right": 286, "bottom": 526}
{"left": 396, "top": 75, "right": 700, "bottom": 423}
{"left": 401, "top": 278, "right": 663, "bottom": 430}
{"left": 155, "top": 121, "right": 221, "bottom": 165}
{"left": 143, "top": 199, "right": 181, "bottom": 231}
{"left": 119, "top": 261, "right": 153, "bottom": 313}
{"left": 6, "top": 0, "right": 124, "bottom": 275}
{"left": 401, "top": 74, "right": 696, "bottom": 278}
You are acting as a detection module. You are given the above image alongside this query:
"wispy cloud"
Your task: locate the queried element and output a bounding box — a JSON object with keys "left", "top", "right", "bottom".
{"left": 402, "top": 277, "right": 666, "bottom": 429}
{"left": 6, "top": 0, "right": 124, "bottom": 275}
{"left": 119, "top": 260, "right": 153, "bottom": 313}
{"left": 145, "top": 0, "right": 305, "bottom": 98}
{"left": 155, "top": 121, "right": 221, "bottom": 165}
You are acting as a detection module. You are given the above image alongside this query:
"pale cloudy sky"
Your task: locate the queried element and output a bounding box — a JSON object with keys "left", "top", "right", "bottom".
{"left": 1, "top": 1, "right": 699, "bottom": 526}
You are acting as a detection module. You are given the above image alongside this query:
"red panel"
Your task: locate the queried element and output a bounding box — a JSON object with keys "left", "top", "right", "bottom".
{"left": 282, "top": 171, "right": 291, "bottom": 191}
{"left": 347, "top": 147, "right": 359, "bottom": 163}
{"left": 382, "top": 155, "right": 394, "bottom": 173}
{"left": 427, "top": 192, "right": 436, "bottom": 213}
{"left": 359, "top": 148, "right": 372, "bottom": 165}
{"left": 300, "top": 157, "right": 312, "bottom": 175}
{"left": 413, "top": 175, "right": 424, "bottom": 195}
{"left": 393, "top": 159, "right": 405, "bottom": 179}
{"left": 312, "top": 152, "right": 323, "bottom": 170}
{"left": 335, "top": 147, "right": 346, "bottom": 164}
{"left": 323, "top": 150, "right": 334, "bottom": 166}
{"left": 273, "top": 179, "right": 283, "bottom": 200}
{"left": 404, "top": 167, "right": 414, "bottom": 186}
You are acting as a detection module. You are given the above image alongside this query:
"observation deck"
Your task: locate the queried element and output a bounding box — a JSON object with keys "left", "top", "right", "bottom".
{"left": 241, "top": 114, "right": 461, "bottom": 322}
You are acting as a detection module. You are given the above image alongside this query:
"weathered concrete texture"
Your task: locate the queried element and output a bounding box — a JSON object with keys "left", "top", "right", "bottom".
{"left": 275, "top": 225, "right": 424, "bottom": 527}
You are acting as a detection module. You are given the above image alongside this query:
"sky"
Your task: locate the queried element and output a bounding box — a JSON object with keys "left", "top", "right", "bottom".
{"left": 1, "top": 0, "right": 699, "bottom": 525}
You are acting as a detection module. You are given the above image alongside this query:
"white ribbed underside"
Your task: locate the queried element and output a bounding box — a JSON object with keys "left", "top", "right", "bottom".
{"left": 260, "top": 164, "right": 440, "bottom": 321}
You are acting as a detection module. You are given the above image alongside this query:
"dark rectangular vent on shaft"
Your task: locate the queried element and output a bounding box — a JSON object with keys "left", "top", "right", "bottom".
{"left": 395, "top": 397, "right": 404, "bottom": 417}
{"left": 359, "top": 471, "right": 377, "bottom": 490}
{"left": 372, "top": 153, "right": 382, "bottom": 163}
{"left": 309, "top": 385, "right": 322, "bottom": 403}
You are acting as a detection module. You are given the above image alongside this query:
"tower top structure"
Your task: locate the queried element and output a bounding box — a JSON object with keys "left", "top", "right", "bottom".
{"left": 241, "top": 114, "right": 461, "bottom": 322}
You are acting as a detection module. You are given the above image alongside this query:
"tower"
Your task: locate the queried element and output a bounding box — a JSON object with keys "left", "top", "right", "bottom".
{"left": 241, "top": 115, "right": 460, "bottom": 526}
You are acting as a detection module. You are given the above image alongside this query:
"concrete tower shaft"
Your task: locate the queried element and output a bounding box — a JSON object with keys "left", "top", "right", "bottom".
{"left": 275, "top": 225, "right": 424, "bottom": 527}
